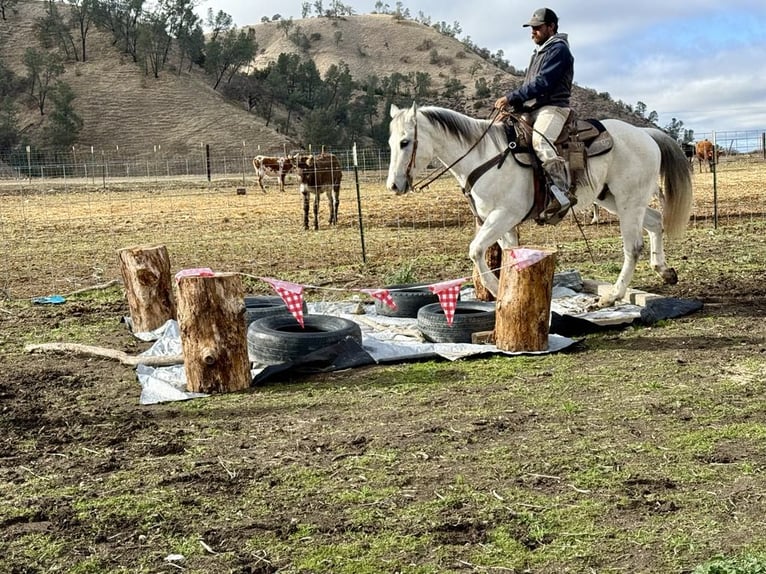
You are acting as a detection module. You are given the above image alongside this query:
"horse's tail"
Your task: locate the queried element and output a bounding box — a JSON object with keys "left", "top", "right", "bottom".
{"left": 645, "top": 128, "right": 694, "bottom": 238}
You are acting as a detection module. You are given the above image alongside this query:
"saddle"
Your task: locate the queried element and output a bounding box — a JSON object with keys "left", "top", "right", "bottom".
{"left": 502, "top": 111, "right": 614, "bottom": 222}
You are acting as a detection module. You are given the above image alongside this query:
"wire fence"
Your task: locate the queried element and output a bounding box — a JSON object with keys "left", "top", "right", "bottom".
{"left": 1, "top": 144, "right": 764, "bottom": 300}
{"left": 0, "top": 145, "right": 393, "bottom": 186}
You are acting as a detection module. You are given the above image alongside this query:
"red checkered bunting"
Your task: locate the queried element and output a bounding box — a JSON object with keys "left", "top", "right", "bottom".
{"left": 174, "top": 267, "right": 215, "bottom": 283}
{"left": 428, "top": 278, "right": 465, "bottom": 326}
{"left": 360, "top": 288, "right": 397, "bottom": 310}
{"left": 261, "top": 277, "right": 305, "bottom": 327}
{"left": 508, "top": 248, "right": 546, "bottom": 271}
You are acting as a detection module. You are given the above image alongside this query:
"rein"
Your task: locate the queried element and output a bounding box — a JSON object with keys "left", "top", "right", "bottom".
{"left": 410, "top": 108, "right": 502, "bottom": 191}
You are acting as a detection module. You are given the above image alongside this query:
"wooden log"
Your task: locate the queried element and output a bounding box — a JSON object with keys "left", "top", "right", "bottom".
{"left": 176, "top": 272, "right": 250, "bottom": 394}
{"left": 118, "top": 245, "right": 176, "bottom": 333}
{"left": 494, "top": 247, "right": 557, "bottom": 352}
{"left": 25, "top": 342, "right": 184, "bottom": 367}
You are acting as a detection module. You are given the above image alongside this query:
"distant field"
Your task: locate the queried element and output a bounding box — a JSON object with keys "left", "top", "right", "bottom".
{"left": 0, "top": 156, "right": 763, "bottom": 299}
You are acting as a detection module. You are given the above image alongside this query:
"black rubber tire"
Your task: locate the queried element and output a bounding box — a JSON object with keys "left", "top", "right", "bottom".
{"left": 374, "top": 283, "right": 441, "bottom": 318}
{"left": 244, "top": 295, "right": 307, "bottom": 326}
{"left": 416, "top": 301, "right": 496, "bottom": 343}
{"left": 247, "top": 314, "right": 363, "bottom": 365}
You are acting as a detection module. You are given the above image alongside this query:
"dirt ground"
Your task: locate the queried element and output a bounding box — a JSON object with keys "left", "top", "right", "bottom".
{"left": 1, "top": 159, "right": 766, "bottom": 573}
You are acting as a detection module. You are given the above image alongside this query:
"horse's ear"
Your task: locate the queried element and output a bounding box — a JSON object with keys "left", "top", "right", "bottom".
{"left": 410, "top": 102, "right": 417, "bottom": 115}
{"left": 390, "top": 104, "right": 400, "bottom": 118}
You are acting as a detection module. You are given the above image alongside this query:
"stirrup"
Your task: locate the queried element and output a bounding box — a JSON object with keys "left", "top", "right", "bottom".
{"left": 539, "top": 186, "right": 575, "bottom": 225}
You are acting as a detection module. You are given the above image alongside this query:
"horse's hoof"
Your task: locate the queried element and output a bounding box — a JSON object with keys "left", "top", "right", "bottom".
{"left": 662, "top": 267, "right": 679, "bottom": 285}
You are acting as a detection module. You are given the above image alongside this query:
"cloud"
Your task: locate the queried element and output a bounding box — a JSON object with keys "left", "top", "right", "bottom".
{"left": 201, "top": 0, "right": 766, "bottom": 134}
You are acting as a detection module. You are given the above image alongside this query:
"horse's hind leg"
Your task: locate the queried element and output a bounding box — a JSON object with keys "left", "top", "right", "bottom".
{"left": 644, "top": 206, "right": 678, "bottom": 285}
{"left": 600, "top": 209, "right": 646, "bottom": 308}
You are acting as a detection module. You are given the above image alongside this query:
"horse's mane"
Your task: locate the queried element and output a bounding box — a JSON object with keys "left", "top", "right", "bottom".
{"left": 420, "top": 106, "right": 504, "bottom": 148}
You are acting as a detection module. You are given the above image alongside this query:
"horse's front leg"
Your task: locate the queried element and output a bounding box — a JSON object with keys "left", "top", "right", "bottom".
{"left": 468, "top": 213, "right": 518, "bottom": 297}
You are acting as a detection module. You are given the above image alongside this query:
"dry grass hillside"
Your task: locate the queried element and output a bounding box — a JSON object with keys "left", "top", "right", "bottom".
{"left": 1, "top": 0, "right": 293, "bottom": 157}
{"left": 1, "top": 2, "right": 652, "bottom": 158}
{"left": 247, "top": 13, "right": 651, "bottom": 125}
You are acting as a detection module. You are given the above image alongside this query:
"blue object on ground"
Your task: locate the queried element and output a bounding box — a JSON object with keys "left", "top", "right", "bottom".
{"left": 32, "top": 295, "right": 66, "bottom": 305}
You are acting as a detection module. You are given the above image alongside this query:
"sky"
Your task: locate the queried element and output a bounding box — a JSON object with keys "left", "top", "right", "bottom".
{"left": 196, "top": 0, "right": 766, "bottom": 139}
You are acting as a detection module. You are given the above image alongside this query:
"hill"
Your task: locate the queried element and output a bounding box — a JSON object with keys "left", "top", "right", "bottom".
{"left": 0, "top": 2, "right": 653, "bottom": 158}
{"left": 245, "top": 13, "right": 652, "bottom": 126}
{"left": 0, "top": 0, "right": 293, "bottom": 157}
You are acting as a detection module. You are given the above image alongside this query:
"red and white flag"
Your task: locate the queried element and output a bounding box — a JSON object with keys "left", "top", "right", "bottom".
{"left": 428, "top": 278, "right": 465, "bottom": 326}
{"left": 261, "top": 277, "right": 305, "bottom": 327}
{"left": 508, "top": 248, "right": 546, "bottom": 270}
{"left": 360, "top": 288, "right": 397, "bottom": 310}
{"left": 174, "top": 267, "right": 215, "bottom": 283}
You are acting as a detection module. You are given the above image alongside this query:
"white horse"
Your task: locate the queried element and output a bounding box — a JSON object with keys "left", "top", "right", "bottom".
{"left": 386, "top": 104, "right": 693, "bottom": 307}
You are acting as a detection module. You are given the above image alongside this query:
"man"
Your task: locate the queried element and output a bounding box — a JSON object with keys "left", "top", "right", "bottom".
{"left": 494, "top": 7, "right": 575, "bottom": 223}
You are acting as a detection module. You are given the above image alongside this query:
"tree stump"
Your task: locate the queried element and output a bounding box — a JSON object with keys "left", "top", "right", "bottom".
{"left": 494, "top": 247, "right": 557, "bottom": 352}
{"left": 118, "top": 244, "right": 176, "bottom": 333}
{"left": 176, "top": 272, "right": 250, "bottom": 394}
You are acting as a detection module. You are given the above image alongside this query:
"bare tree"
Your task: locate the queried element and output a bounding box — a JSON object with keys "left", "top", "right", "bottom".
{"left": 0, "top": 0, "right": 19, "bottom": 21}
{"left": 23, "top": 48, "right": 64, "bottom": 114}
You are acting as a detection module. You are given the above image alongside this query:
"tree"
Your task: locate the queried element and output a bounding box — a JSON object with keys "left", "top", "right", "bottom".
{"left": 474, "top": 77, "right": 490, "bottom": 98}
{"left": 42, "top": 82, "right": 83, "bottom": 149}
{"left": 322, "top": 61, "right": 353, "bottom": 114}
{"left": 92, "top": 0, "right": 145, "bottom": 62}
{"left": 158, "top": 0, "right": 202, "bottom": 73}
{"left": 136, "top": 11, "right": 171, "bottom": 78}
{"left": 276, "top": 17, "right": 293, "bottom": 38}
{"left": 0, "top": 58, "right": 22, "bottom": 99}
{"left": 0, "top": 0, "right": 19, "bottom": 21}
{"left": 205, "top": 7, "right": 232, "bottom": 39}
{"left": 204, "top": 25, "right": 256, "bottom": 90}
{"left": 67, "top": 0, "right": 95, "bottom": 61}
{"left": 663, "top": 118, "right": 684, "bottom": 142}
{"left": 36, "top": 0, "right": 78, "bottom": 61}
{"left": 302, "top": 108, "right": 342, "bottom": 148}
{"left": 413, "top": 71, "right": 432, "bottom": 99}
{"left": 23, "top": 48, "right": 65, "bottom": 114}
{"left": 443, "top": 77, "right": 465, "bottom": 98}
{"left": 0, "top": 97, "right": 20, "bottom": 153}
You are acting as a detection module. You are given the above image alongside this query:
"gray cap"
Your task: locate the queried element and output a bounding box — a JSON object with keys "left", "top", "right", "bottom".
{"left": 523, "top": 7, "right": 559, "bottom": 27}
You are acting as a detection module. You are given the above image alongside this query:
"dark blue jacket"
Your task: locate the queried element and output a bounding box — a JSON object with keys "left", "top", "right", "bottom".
{"left": 506, "top": 33, "right": 573, "bottom": 110}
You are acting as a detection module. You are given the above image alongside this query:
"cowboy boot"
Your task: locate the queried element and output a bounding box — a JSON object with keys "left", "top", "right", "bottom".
{"left": 541, "top": 158, "right": 577, "bottom": 223}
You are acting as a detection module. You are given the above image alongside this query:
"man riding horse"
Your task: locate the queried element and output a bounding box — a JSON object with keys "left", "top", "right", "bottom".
{"left": 494, "top": 7, "right": 575, "bottom": 223}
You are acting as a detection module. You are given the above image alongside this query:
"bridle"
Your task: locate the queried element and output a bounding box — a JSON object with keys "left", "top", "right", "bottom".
{"left": 405, "top": 107, "right": 504, "bottom": 192}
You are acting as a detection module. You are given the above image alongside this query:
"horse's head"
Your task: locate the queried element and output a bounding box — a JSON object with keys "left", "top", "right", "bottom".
{"left": 386, "top": 103, "right": 433, "bottom": 194}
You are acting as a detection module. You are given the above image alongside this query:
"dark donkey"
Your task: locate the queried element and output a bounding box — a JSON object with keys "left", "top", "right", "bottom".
{"left": 293, "top": 152, "right": 343, "bottom": 230}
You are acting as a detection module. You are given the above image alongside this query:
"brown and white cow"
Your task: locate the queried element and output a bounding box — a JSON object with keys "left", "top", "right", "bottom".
{"left": 252, "top": 155, "right": 294, "bottom": 192}
{"left": 293, "top": 152, "right": 342, "bottom": 230}
{"left": 695, "top": 139, "right": 715, "bottom": 173}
